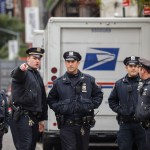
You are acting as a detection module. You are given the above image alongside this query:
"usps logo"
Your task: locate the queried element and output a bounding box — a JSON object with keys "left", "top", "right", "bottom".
{"left": 83, "top": 48, "right": 119, "bottom": 70}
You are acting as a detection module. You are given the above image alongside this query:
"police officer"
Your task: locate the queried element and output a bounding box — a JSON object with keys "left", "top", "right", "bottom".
{"left": 136, "top": 58, "right": 150, "bottom": 150}
{"left": 47, "top": 51, "right": 103, "bottom": 150}
{"left": 0, "top": 90, "right": 10, "bottom": 150}
{"left": 108, "top": 56, "right": 147, "bottom": 150}
{"left": 9, "top": 118, "right": 19, "bottom": 150}
{"left": 11, "top": 47, "right": 48, "bottom": 150}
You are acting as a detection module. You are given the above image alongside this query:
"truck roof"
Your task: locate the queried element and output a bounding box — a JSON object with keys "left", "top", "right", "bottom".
{"left": 48, "top": 17, "right": 150, "bottom": 23}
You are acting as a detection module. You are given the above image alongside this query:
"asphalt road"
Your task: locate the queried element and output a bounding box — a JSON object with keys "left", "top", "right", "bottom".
{"left": 2, "top": 128, "right": 42, "bottom": 150}
{"left": 2, "top": 129, "right": 119, "bottom": 150}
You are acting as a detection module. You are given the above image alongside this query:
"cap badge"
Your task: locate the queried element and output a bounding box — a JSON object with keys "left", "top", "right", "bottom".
{"left": 69, "top": 51, "right": 73, "bottom": 56}
{"left": 131, "top": 56, "right": 135, "bottom": 60}
{"left": 37, "top": 48, "right": 41, "bottom": 52}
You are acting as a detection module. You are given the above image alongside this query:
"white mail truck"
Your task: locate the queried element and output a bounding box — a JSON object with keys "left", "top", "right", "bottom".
{"left": 42, "top": 17, "right": 150, "bottom": 150}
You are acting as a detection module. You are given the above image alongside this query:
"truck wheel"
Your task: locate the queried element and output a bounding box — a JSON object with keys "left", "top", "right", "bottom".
{"left": 43, "top": 143, "right": 60, "bottom": 150}
{"left": 43, "top": 132, "right": 61, "bottom": 150}
{"left": 43, "top": 138, "right": 61, "bottom": 150}
{"left": 43, "top": 140, "right": 50, "bottom": 150}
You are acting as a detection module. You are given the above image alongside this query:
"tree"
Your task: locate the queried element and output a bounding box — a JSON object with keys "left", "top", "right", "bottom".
{"left": 46, "top": 0, "right": 55, "bottom": 8}
{"left": 137, "top": 0, "right": 150, "bottom": 16}
{"left": 0, "top": 14, "right": 24, "bottom": 59}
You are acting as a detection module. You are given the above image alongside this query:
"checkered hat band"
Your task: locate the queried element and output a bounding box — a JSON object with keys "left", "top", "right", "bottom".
{"left": 29, "top": 52, "right": 43, "bottom": 55}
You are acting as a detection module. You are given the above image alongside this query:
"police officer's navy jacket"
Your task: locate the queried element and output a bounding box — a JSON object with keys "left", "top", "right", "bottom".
{"left": 11, "top": 66, "right": 48, "bottom": 121}
{"left": 47, "top": 71, "right": 103, "bottom": 118}
{"left": 108, "top": 75, "right": 140, "bottom": 116}
{"left": 136, "top": 78, "right": 150, "bottom": 121}
{"left": 0, "top": 91, "right": 10, "bottom": 132}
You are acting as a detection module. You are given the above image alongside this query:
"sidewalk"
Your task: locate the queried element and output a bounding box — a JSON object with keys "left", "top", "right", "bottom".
{"left": 3, "top": 129, "right": 43, "bottom": 150}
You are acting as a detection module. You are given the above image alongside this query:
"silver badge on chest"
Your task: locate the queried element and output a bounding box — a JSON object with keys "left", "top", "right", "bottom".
{"left": 82, "top": 83, "right": 87, "bottom": 93}
{"left": 143, "top": 88, "right": 147, "bottom": 95}
{"left": 137, "top": 81, "right": 143, "bottom": 91}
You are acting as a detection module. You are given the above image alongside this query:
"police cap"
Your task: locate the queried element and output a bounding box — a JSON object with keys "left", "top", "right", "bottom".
{"left": 139, "top": 58, "right": 150, "bottom": 70}
{"left": 63, "top": 51, "right": 82, "bottom": 61}
{"left": 123, "top": 56, "right": 139, "bottom": 65}
{"left": 26, "top": 47, "right": 45, "bottom": 57}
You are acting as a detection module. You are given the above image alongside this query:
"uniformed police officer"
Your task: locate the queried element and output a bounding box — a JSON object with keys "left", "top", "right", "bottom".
{"left": 136, "top": 58, "right": 150, "bottom": 150}
{"left": 108, "top": 56, "right": 147, "bottom": 150}
{"left": 47, "top": 51, "right": 103, "bottom": 150}
{"left": 0, "top": 90, "right": 10, "bottom": 150}
{"left": 11, "top": 47, "right": 48, "bottom": 150}
{"left": 9, "top": 118, "right": 19, "bottom": 150}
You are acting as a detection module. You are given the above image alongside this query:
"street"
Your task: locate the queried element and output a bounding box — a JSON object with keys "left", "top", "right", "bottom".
{"left": 2, "top": 129, "right": 120, "bottom": 150}
{"left": 2, "top": 128, "right": 42, "bottom": 150}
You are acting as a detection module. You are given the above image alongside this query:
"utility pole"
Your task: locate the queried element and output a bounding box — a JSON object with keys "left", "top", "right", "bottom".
{"left": 123, "top": 7, "right": 126, "bottom": 17}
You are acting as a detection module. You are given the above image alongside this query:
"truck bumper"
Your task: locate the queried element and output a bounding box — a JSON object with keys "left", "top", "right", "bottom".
{"left": 43, "top": 130, "right": 118, "bottom": 150}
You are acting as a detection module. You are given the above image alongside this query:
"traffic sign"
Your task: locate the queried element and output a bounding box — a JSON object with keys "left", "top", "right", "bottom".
{"left": 144, "top": 5, "right": 150, "bottom": 15}
{"left": 122, "top": 0, "right": 130, "bottom": 7}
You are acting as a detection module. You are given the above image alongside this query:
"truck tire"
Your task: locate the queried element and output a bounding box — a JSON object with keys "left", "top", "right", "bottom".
{"left": 43, "top": 143, "right": 60, "bottom": 150}
{"left": 43, "top": 132, "right": 61, "bottom": 150}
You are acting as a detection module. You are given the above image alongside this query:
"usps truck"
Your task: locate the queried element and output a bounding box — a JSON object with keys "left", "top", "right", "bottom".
{"left": 32, "top": 30, "right": 46, "bottom": 79}
{"left": 42, "top": 17, "right": 150, "bottom": 150}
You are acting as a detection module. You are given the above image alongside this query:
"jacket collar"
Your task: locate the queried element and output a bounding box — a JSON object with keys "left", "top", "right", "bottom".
{"left": 122, "top": 74, "right": 140, "bottom": 83}
{"left": 143, "top": 78, "right": 150, "bottom": 85}
{"left": 62, "top": 70, "right": 85, "bottom": 84}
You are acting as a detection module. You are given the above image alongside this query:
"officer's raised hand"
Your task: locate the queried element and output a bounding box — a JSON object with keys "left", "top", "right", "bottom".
{"left": 20, "top": 63, "right": 28, "bottom": 71}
